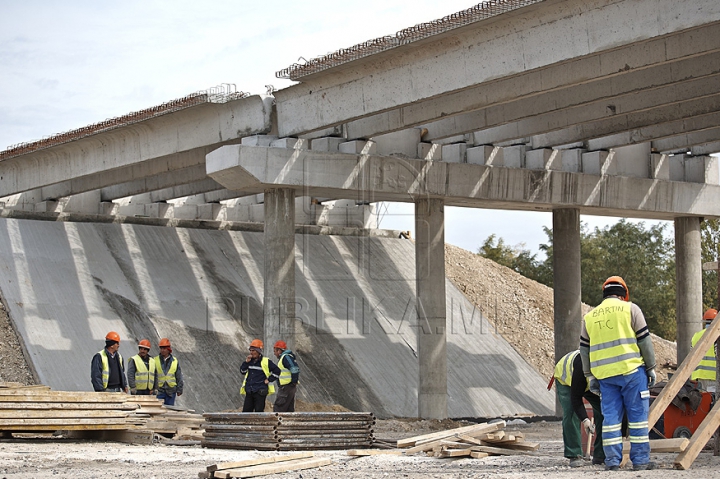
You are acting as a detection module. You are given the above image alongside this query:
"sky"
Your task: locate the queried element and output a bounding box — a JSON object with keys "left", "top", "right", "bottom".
{"left": 0, "top": 0, "right": 679, "bottom": 257}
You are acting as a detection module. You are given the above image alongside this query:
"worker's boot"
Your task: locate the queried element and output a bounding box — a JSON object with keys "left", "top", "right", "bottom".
{"left": 632, "top": 462, "right": 656, "bottom": 471}
{"left": 568, "top": 458, "right": 584, "bottom": 468}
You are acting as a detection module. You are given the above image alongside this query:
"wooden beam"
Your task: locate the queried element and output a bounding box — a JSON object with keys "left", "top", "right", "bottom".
{"left": 674, "top": 401, "right": 720, "bottom": 469}
{"left": 397, "top": 421, "right": 505, "bottom": 448}
{"left": 649, "top": 314, "right": 720, "bottom": 428}
{"left": 207, "top": 452, "right": 314, "bottom": 472}
{"left": 217, "top": 457, "right": 332, "bottom": 478}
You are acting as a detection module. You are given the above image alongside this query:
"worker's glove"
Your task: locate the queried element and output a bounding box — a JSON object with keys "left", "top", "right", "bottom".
{"left": 647, "top": 369, "right": 656, "bottom": 388}
{"left": 588, "top": 376, "right": 600, "bottom": 396}
{"left": 130, "top": 388, "right": 137, "bottom": 395}
{"left": 582, "top": 418, "right": 596, "bottom": 435}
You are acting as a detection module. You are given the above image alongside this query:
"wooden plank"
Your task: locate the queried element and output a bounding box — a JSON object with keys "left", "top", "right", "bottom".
{"left": 456, "top": 434, "right": 484, "bottom": 446}
{"left": 219, "top": 457, "right": 332, "bottom": 478}
{"left": 649, "top": 315, "right": 720, "bottom": 429}
{"left": 0, "top": 424, "right": 130, "bottom": 431}
{"left": 0, "top": 418, "right": 130, "bottom": 426}
{"left": 397, "top": 421, "right": 505, "bottom": 448}
{"left": 0, "top": 410, "right": 129, "bottom": 419}
{"left": 439, "top": 440, "right": 471, "bottom": 448}
{"left": 621, "top": 438, "right": 689, "bottom": 453}
{"left": 469, "top": 446, "right": 536, "bottom": 456}
{"left": 470, "top": 451, "right": 489, "bottom": 459}
{"left": 0, "top": 393, "right": 127, "bottom": 403}
{"left": 207, "top": 452, "right": 314, "bottom": 472}
{"left": 66, "top": 429, "right": 154, "bottom": 444}
{"left": 674, "top": 400, "right": 720, "bottom": 470}
{"left": 0, "top": 402, "right": 135, "bottom": 410}
{"left": 439, "top": 448, "right": 473, "bottom": 457}
{"left": 346, "top": 449, "right": 402, "bottom": 456}
{"left": 488, "top": 441, "right": 540, "bottom": 451}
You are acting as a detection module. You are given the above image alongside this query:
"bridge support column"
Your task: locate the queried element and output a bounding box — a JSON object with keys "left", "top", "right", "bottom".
{"left": 675, "top": 216, "right": 702, "bottom": 364}
{"left": 415, "top": 198, "right": 447, "bottom": 419}
{"left": 263, "top": 188, "right": 296, "bottom": 354}
{"left": 552, "top": 208, "right": 582, "bottom": 417}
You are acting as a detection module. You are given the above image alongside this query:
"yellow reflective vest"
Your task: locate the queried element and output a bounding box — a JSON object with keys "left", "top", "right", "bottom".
{"left": 278, "top": 352, "right": 293, "bottom": 386}
{"left": 155, "top": 356, "right": 178, "bottom": 388}
{"left": 584, "top": 297, "right": 643, "bottom": 380}
{"left": 553, "top": 350, "right": 579, "bottom": 387}
{"left": 691, "top": 329, "right": 716, "bottom": 381}
{"left": 98, "top": 349, "right": 124, "bottom": 389}
{"left": 240, "top": 356, "right": 276, "bottom": 395}
{"left": 131, "top": 355, "right": 156, "bottom": 390}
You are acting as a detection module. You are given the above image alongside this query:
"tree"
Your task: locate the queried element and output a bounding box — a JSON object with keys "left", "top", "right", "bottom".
{"left": 476, "top": 234, "right": 551, "bottom": 284}
{"left": 701, "top": 218, "right": 720, "bottom": 311}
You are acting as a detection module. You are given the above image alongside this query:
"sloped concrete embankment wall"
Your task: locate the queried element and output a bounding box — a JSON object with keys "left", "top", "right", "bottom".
{"left": 0, "top": 218, "right": 554, "bottom": 417}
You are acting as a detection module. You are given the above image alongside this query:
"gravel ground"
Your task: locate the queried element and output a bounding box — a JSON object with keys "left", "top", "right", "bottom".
{"left": 2, "top": 420, "right": 720, "bottom": 478}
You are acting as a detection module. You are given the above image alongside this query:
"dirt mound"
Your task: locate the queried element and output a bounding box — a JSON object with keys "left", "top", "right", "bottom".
{"left": 445, "top": 244, "right": 677, "bottom": 381}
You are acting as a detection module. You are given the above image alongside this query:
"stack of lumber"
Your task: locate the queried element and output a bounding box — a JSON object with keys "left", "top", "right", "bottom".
{"left": 201, "top": 412, "right": 375, "bottom": 450}
{"left": 396, "top": 420, "right": 541, "bottom": 458}
{"left": 0, "top": 383, "right": 141, "bottom": 432}
{"left": 199, "top": 452, "right": 332, "bottom": 478}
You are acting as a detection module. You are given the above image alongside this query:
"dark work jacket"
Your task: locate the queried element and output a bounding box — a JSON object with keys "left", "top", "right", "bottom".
{"left": 570, "top": 354, "right": 599, "bottom": 421}
{"left": 240, "top": 355, "right": 280, "bottom": 393}
{"left": 90, "top": 348, "right": 127, "bottom": 392}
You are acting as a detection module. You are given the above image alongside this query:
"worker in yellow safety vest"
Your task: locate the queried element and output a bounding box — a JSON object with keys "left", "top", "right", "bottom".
{"left": 579, "top": 276, "right": 656, "bottom": 472}
{"left": 273, "top": 340, "right": 300, "bottom": 412}
{"left": 691, "top": 309, "right": 718, "bottom": 392}
{"left": 90, "top": 331, "right": 128, "bottom": 393}
{"left": 154, "top": 338, "right": 183, "bottom": 405}
{"left": 127, "top": 339, "right": 157, "bottom": 395}
{"left": 240, "top": 339, "right": 281, "bottom": 412}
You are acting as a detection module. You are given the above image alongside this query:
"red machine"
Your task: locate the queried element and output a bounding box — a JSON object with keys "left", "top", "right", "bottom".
{"left": 650, "top": 385, "right": 713, "bottom": 439}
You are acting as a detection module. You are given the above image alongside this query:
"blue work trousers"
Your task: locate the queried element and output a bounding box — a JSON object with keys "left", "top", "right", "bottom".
{"left": 598, "top": 366, "right": 650, "bottom": 467}
{"left": 157, "top": 391, "right": 176, "bottom": 406}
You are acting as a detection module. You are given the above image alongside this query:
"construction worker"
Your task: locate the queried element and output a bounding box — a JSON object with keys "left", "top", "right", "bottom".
{"left": 273, "top": 340, "right": 300, "bottom": 412}
{"left": 240, "top": 339, "right": 280, "bottom": 412}
{"left": 154, "top": 338, "right": 183, "bottom": 405}
{"left": 580, "top": 276, "right": 656, "bottom": 471}
{"left": 90, "top": 331, "right": 128, "bottom": 393}
{"left": 691, "top": 308, "right": 719, "bottom": 392}
{"left": 127, "top": 339, "right": 157, "bottom": 395}
{"left": 553, "top": 350, "right": 605, "bottom": 468}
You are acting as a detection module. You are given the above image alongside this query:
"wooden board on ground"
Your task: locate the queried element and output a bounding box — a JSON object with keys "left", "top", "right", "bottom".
{"left": 347, "top": 449, "right": 402, "bottom": 456}
{"left": 215, "top": 457, "right": 332, "bottom": 478}
{"left": 207, "top": 452, "right": 314, "bottom": 472}
{"left": 397, "top": 421, "right": 505, "bottom": 448}
{"left": 470, "top": 451, "right": 489, "bottom": 459}
{"left": 469, "top": 445, "right": 538, "bottom": 456}
{"left": 620, "top": 438, "right": 689, "bottom": 453}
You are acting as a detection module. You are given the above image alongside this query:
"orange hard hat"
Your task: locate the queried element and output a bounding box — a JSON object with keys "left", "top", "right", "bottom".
{"left": 250, "top": 339, "right": 263, "bottom": 349}
{"left": 105, "top": 331, "right": 120, "bottom": 342}
{"left": 603, "top": 276, "right": 629, "bottom": 301}
{"left": 138, "top": 339, "right": 151, "bottom": 349}
{"left": 703, "top": 309, "right": 718, "bottom": 322}
{"left": 158, "top": 338, "right": 171, "bottom": 348}
{"left": 274, "top": 340, "right": 287, "bottom": 350}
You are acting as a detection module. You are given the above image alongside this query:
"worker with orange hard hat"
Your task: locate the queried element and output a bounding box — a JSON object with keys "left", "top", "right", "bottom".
{"left": 90, "top": 331, "right": 128, "bottom": 393}
{"left": 691, "top": 309, "right": 719, "bottom": 392}
{"left": 127, "top": 339, "right": 157, "bottom": 395}
{"left": 155, "top": 338, "right": 183, "bottom": 406}
{"left": 579, "top": 276, "right": 657, "bottom": 471}
{"left": 240, "top": 339, "right": 281, "bottom": 412}
{"left": 273, "top": 340, "right": 300, "bottom": 412}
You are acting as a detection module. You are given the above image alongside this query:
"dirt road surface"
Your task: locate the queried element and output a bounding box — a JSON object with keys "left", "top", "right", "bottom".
{"left": 2, "top": 420, "right": 720, "bottom": 478}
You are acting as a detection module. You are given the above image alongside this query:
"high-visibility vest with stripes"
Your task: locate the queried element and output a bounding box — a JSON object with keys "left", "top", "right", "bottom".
{"left": 240, "top": 356, "right": 276, "bottom": 395}
{"left": 155, "top": 356, "right": 178, "bottom": 388}
{"left": 584, "top": 298, "right": 643, "bottom": 380}
{"left": 98, "top": 349, "right": 124, "bottom": 389}
{"left": 691, "top": 329, "right": 716, "bottom": 381}
{"left": 131, "top": 355, "right": 156, "bottom": 390}
{"left": 278, "top": 352, "right": 294, "bottom": 386}
{"left": 553, "top": 350, "right": 579, "bottom": 387}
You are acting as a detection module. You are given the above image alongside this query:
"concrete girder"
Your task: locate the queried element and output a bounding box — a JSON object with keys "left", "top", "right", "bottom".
{"left": 274, "top": 0, "right": 720, "bottom": 137}
{"left": 468, "top": 76, "right": 720, "bottom": 146}
{"left": 0, "top": 95, "right": 273, "bottom": 197}
{"left": 652, "top": 128, "right": 720, "bottom": 153}
{"left": 206, "top": 145, "right": 720, "bottom": 220}
{"left": 580, "top": 111, "right": 720, "bottom": 152}
{"left": 99, "top": 164, "right": 222, "bottom": 201}
{"left": 525, "top": 94, "right": 720, "bottom": 149}
{"left": 404, "top": 51, "right": 720, "bottom": 143}
{"left": 690, "top": 142, "right": 720, "bottom": 156}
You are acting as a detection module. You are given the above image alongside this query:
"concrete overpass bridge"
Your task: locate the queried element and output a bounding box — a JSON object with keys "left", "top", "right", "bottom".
{"left": 1, "top": 0, "right": 719, "bottom": 418}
